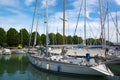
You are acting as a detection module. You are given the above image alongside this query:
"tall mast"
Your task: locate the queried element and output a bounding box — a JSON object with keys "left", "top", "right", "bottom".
{"left": 107, "top": 12, "right": 109, "bottom": 45}
{"left": 45, "top": 0, "right": 48, "bottom": 56}
{"left": 107, "top": 1, "right": 109, "bottom": 45}
{"left": 84, "top": 0, "right": 86, "bottom": 46}
{"left": 29, "top": 0, "right": 37, "bottom": 47}
{"left": 63, "top": 0, "right": 66, "bottom": 44}
{"left": 99, "top": 0, "right": 105, "bottom": 47}
{"left": 33, "top": 10, "right": 40, "bottom": 47}
{"left": 116, "top": 10, "right": 118, "bottom": 44}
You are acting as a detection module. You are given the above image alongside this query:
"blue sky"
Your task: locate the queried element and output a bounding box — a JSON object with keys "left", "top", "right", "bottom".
{"left": 0, "top": 0, "right": 120, "bottom": 42}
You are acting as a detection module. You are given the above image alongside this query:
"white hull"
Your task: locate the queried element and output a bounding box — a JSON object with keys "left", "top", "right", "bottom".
{"left": 2, "top": 49, "right": 11, "bottom": 55}
{"left": 28, "top": 54, "right": 114, "bottom": 76}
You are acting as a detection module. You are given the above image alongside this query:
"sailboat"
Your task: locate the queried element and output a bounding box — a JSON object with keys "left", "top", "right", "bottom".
{"left": 28, "top": 0, "right": 114, "bottom": 76}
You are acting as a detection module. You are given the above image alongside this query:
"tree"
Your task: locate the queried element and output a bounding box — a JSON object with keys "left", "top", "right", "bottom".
{"left": 56, "top": 33, "right": 62, "bottom": 44}
{"left": 106, "top": 40, "right": 113, "bottom": 45}
{"left": 66, "top": 35, "right": 72, "bottom": 44}
{"left": 48, "top": 33, "right": 56, "bottom": 45}
{"left": 30, "top": 32, "right": 41, "bottom": 46}
{"left": 41, "top": 34, "right": 46, "bottom": 46}
{"left": 0, "top": 27, "right": 7, "bottom": 47}
{"left": 96, "top": 38, "right": 102, "bottom": 45}
{"left": 73, "top": 35, "right": 79, "bottom": 44}
{"left": 36, "top": 33, "right": 41, "bottom": 45}
{"left": 19, "top": 28, "right": 29, "bottom": 47}
{"left": 78, "top": 37, "right": 83, "bottom": 44}
{"left": 7, "top": 28, "right": 19, "bottom": 46}
{"left": 86, "top": 38, "right": 95, "bottom": 45}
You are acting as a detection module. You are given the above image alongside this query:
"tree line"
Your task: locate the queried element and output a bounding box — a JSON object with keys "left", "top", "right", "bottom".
{"left": 0, "top": 27, "right": 113, "bottom": 48}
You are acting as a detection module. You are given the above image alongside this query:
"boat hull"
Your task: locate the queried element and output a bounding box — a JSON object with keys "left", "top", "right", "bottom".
{"left": 28, "top": 54, "right": 113, "bottom": 76}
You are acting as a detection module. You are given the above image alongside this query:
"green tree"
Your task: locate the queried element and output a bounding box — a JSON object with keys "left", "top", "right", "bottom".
{"left": 48, "top": 33, "right": 56, "bottom": 45}
{"left": 41, "top": 34, "right": 46, "bottom": 46}
{"left": 106, "top": 40, "right": 113, "bottom": 45}
{"left": 7, "top": 28, "right": 19, "bottom": 46}
{"left": 66, "top": 35, "right": 72, "bottom": 44}
{"left": 86, "top": 38, "right": 95, "bottom": 45}
{"left": 56, "top": 33, "right": 62, "bottom": 44}
{"left": 73, "top": 35, "right": 79, "bottom": 44}
{"left": 78, "top": 37, "right": 83, "bottom": 44}
{"left": 96, "top": 38, "right": 102, "bottom": 45}
{"left": 0, "top": 27, "right": 7, "bottom": 47}
{"left": 19, "top": 28, "right": 29, "bottom": 47}
{"left": 30, "top": 32, "right": 41, "bottom": 46}
{"left": 37, "top": 33, "right": 41, "bottom": 45}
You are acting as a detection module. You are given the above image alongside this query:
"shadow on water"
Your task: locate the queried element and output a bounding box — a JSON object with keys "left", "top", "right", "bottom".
{"left": 0, "top": 54, "right": 120, "bottom": 80}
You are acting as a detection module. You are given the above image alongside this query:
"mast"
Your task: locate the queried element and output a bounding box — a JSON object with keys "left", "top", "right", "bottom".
{"left": 28, "top": 0, "right": 37, "bottom": 48}
{"left": 33, "top": 10, "right": 40, "bottom": 47}
{"left": 84, "top": 0, "right": 86, "bottom": 46}
{"left": 107, "top": 2, "right": 109, "bottom": 45}
{"left": 45, "top": 0, "right": 49, "bottom": 56}
{"left": 63, "top": 0, "right": 66, "bottom": 44}
{"left": 99, "top": 0, "right": 105, "bottom": 47}
{"left": 107, "top": 12, "right": 109, "bottom": 45}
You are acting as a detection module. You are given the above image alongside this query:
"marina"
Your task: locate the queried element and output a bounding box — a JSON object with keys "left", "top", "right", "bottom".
{"left": 0, "top": 0, "right": 120, "bottom": 79}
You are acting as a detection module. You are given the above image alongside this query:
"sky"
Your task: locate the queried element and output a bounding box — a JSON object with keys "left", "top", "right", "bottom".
{"left": 0, "top": 0, "right": 120, "bottom": 43}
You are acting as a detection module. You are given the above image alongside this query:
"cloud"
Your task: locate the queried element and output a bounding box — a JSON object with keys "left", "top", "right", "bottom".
{"left": 5, "top": 7, "right": 22, "bottom": 15}
{"left": 0, "top": 14, "right": 31, "bottom": 32}
{"left": 41, "top": 0, "right": 57, "bottom": 8}
{"left": 71, "top": 0, "right": 99, "bottom": 20}
{"left": 107, "top": 11, "right": 120, "bottom": 28}
{"left": 25, "top": 0, "right": 34, "bottom": 6}
{"left": 114, "top": 0, "right": 120, "bottom": 5}
{"left": 0, "top": 0, "right": 20, "bottom": 7}
{"left": 0, "top": 7, "right": 32, "bottom": 32}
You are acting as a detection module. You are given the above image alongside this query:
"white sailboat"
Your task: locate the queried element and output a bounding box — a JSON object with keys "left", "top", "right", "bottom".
{"left": 28, "top": 0, "right": 114, "bottom": 76}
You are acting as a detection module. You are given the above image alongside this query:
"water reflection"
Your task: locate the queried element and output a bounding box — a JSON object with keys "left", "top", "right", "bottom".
{"left": 0, "top": 54, "right": 28, "bottom": 76}
{"left": 107, "top": 63, "right": 120, "bottom": 76}
{"left": 107, "top": 76, "right": 120, "bottom": 80}
{"left": 0, "top": 54, "right": 120, "bottom": 80}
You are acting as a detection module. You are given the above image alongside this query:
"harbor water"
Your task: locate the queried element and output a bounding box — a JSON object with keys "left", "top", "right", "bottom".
{"left": 0, "top": 54, "right": 120, "bottom": 80}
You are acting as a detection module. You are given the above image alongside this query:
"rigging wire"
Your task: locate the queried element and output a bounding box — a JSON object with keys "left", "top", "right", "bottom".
{"left": 73, "top": 0, "right": 83, "bottom": 36}
{"left": 109, "top": 12, "right": 120, "bottom": 35}
{"left": 107, "top": 0, "right": 120, "bottom": 39}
